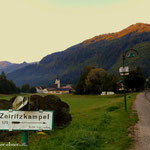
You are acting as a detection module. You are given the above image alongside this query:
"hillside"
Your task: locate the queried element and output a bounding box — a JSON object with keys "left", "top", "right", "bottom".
{"left": 110, "top": 41, "right": 150, "bottom": 76}
{"left": 83, "top": 23, "right": 150, "bottom": 44}
{"left": 0, "top": 61, "right": 12, "bottom": 69}
{"left": 7, "top": 23, "right": 150, "bottom": 86}
{"left": 0, "top": 61, "right": 30, "bottom": 74}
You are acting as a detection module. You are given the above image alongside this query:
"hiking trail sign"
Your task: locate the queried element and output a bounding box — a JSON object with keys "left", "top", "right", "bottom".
{"left": 0, "top": 110, "right": 53, "bottom": 131}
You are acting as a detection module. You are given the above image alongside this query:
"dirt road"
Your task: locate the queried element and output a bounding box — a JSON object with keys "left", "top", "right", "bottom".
{"left": 133, "top": 92, "right": 150, "bottom": 150}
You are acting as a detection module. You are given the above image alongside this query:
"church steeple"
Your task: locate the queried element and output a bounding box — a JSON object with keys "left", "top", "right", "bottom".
{"left": 55, "top": 76, "right": 60, "bottom": 89}
{"left": 56, "top": 75, "right": 59, "bottom": 80}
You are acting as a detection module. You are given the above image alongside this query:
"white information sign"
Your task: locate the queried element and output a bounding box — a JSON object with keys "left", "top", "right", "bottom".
{"left": 0, "top": 110, "right": 53, "bottom": 131}
{"left": 119, "top": 66, "right": 129, "bottom": 76}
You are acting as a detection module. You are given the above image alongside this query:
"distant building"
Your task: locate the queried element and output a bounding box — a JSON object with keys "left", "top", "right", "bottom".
{"left": 101, "top": 91, "right": 115, "bottom": 95}
{"left": 47, "top": 77, "right": 73, "bottom": 94}
{"left": 43, "top": 88, "right": 48, "bottom": 94}
{"left": 36, "top": 77, "right": 73, "bottom": 94}
{"left": 46, "top": 87, "right": 71, "bottom": 94}
{"left": 54, "top": 76, "right": 60, "bottom": 89}
{"left": 35, "top": 87, "right": 43, "bottom": 93}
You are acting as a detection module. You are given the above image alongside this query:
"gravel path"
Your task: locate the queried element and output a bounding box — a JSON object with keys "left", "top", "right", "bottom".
{"left": 133, "top": 92, "right": 150, "bottom": 150}
{"left": 145, "top": 91, "right": 150, "bottom": 103}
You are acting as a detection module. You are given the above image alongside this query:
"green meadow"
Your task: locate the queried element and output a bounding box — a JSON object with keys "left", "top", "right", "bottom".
{"left": 0, "top": 93, "right": 138, "bottom": 150}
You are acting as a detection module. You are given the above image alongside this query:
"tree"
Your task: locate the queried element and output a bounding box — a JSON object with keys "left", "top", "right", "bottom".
{"left": 21, "top": 84, "right": 30, "bottom": 93}
{"left": 109, "top": 75, "right": 120, "bottom": 93}
{"left": 100, "top": 74, "right": 119, "bottom": 93}
{"left": 21, "top": 84, "right": 36, "bottom": 93}
{"left": 0, "top": 72, "right": 7, "bottom": 93}
{"left": 7, "top": 80, "right": 20, "bottom": 94}
{"left": 85, "top": 68, "right": 107, "bottom": 94}
{"left": 0, "top": 72, "right": 19, "bottom": 94}
{"left": 29, "top": 87, "right": 36, "bottom": 93}
{"left": 126, "top": 67, "right": 145, "bottom": 91}
{"left": 147, "top": 77, "right": 150, "bottom": 88}
{"left": 75, "top": 67, "right": 119, "bottom": 94}
{"left": 75, "top": 66, "right": 95, "bottom": 94}
{"left": 0, "top": 72, "right": 7, "bottom": 80}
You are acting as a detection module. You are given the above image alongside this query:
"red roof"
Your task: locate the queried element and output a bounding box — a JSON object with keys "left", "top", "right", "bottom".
{"left": 61, "top": 86, "right": 73, "bottom": 90}
{"left": 36, "top": 87, "right": 42, "bottom": 90}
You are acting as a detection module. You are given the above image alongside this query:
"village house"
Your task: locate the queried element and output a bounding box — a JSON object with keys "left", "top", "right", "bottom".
{"left": 35, "top": 86, "right": 43, "bottom": 93}
{"left": 36, "top": 77, "right": 73, "bottom": 94}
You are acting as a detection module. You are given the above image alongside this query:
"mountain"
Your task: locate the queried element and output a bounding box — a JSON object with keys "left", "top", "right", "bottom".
{"left": 0, "top": 61, "right": 12, "bottom": 69}
{"left": 0, "top": 61, "right": 32, "bottom": 74}
{"left": 7, "top": 23, "right": 150, "bottom": 86}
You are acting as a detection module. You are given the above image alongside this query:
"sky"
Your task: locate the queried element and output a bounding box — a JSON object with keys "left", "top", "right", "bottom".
{"left": 0, "top": 0, "right": 150, "bottom": 63}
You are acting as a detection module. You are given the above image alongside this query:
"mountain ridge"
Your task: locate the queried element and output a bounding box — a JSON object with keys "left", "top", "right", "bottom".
{"left": 0, "top": 61, "right": 38, "bottom": 74}
{"left": 0, "top": 61, "right": 12, "bottom": 69}
{"left": 83, "top": 23, "right": 150, "bottom": 44}
{"left": 7, "top": 23, "right": 150, "bottom": 86}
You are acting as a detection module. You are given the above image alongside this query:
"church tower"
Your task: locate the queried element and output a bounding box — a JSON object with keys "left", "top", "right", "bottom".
{"left": 54, "top": 76, "right": 60, "bottom": 89}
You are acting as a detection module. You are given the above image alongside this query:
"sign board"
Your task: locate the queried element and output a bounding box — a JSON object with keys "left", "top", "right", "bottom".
{"left": 119, "top": 66, "right": 129, "bottom": 76}
{"left": 120, "top": 72, "right": 129, "bottom": 76}
{"left": 0, "top": 110, "right": 53, "bottom": 131}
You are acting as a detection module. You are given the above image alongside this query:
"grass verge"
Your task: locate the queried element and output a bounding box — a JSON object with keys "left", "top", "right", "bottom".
{"left": 0, "top": 93, "right": 138, "bottom": 150}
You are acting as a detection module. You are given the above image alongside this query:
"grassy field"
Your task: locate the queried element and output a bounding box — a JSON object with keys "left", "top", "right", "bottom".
{"left": 0, "top": 93, "right": 138, "bottom": 150}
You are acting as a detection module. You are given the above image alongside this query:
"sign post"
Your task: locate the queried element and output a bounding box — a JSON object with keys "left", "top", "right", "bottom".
{"left": 119, "top": 48, "right": 138, "bottom": 112}
{"left": 21, "top": 131, "right": 28, "bottom": 145}
{"left": 0, "top": 110, "right": 53, "bottom": 145}
{"left": 119, "top": 66, "right": 129, "bottom": 112}
{"left": 119, "top": 67, "right": 129, "bottom": 76}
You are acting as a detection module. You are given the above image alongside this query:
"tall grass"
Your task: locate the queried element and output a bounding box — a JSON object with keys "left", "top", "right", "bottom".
{"left": 0, "top": 93, "right": 138, "bottom": 150}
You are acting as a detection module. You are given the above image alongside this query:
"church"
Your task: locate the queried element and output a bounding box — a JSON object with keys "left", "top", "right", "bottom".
{"left": 44, "top": 77, "right": 73, "bottom": 94}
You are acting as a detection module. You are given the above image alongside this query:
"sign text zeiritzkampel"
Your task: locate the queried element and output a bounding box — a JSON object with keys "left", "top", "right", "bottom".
{"left": 0, "top": 110, "right": 53, "bottom": 131}
{"left": 0, "top": 112, "right": 50, "bottom": 121}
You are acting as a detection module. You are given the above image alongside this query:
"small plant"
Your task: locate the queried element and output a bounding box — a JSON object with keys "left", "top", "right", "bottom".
{"left": 107, "top": 106, "right": 119, "bottom": 112}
